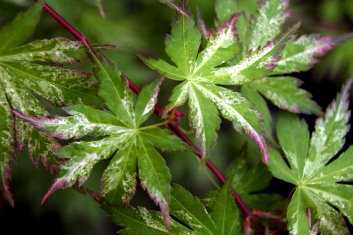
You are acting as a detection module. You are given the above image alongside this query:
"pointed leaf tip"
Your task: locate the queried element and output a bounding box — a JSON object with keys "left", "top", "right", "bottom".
{"left": 41, "top": 179, "right": 66, "bottom": 205}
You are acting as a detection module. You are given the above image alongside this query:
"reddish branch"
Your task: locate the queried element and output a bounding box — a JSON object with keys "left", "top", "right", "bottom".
{"left": 34, "top": 1, "right": 268, "bottom": 233}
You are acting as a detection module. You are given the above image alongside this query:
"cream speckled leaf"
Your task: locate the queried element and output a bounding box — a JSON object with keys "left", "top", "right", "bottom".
{"left": 101, "top": 141, "right": 137, "bottom": 205}
{"left": 0, "top": 38, "right": 86, "bottom": 64}
{"left": 164, "top": 81, "right": 189, "bottom": 114}
{"left": 304, "top": 80, "right": 352, "bottom": 179}
{"left": 241, "top": 84, "right": 273, "bottom": 138}
{"left": 206, "top": 24, "right": 298, "bottom": 85}
{"left": 248, "top": 76, "right": 321, "bottom": 115}
{"left": 137, "top": 135, "right": 172, "bottom": 227}
{"left": 0, "top": 82, "right": 15, "bottom": 206}
{"left": 16, "top": 57, "right": 190, "bottom": 226}
{"left": 105, "top": 205, "right": 193, "bottom": 235}
{"left": 188, "top": 84, "right": 220, "bottom": 157}
{"left": 247, "top": 0, "right": 290, "bottom": 50}
{"left": 272, "top": 33, "right": 353, "bottom": 75}
{"left": 108, "top": 184, "right": 243, "bottom": 234}
{"left": 0, "top": 2, "right": 105, "bottom": 206}
{"left": 144, "top": 16, "right": 272, "bottom": 161}
{"left": 135, "top": 78, "right": 163, "bottom": 126}
{"left": 269, "top": 80, "right": 353, "bottom": 235}
{"left": 193, "top": 81, "right": 269, "bottom": 163}
{"left": 170, "top": 185, "right": 217, "bottom": 234}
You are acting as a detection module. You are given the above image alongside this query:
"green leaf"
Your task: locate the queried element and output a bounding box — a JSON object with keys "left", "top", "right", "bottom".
{"left": 188, "top": 83, "right": 220, "bottom": 157}
{"left": 104, "top": 206, "right": 191, "bottom": 235}
{"left": 210, "top": 181, "right": 241, "bottom": 235}
{"left": 105, "top": 206, "right": 192, "bottom": 235}
{"left": 0, "top": 38, "right": 87, "bottom": 64}
{"left": 193, "top": 17, "right": 241, "bottom": 75}
{"left": 140, "top": 128, "right": 191, "bottom": 152}
{"left": 0, "top": 2, "right": 103, "bottom": 205}
{"left": 164, "top": 81, "right": 189, "bottom": 113}
{"left": 100, "top": 142, "right": 137, "bottom": 205}
{"left": 247, "top": 0, "right": 290, "bottom": 50}
{"left": 135, "top": 78, "right": 163, "bottom": 126}
{"left": 165, "top": 16, "right": 201, "bottom": 75}
{"left": 225, "top": 148, "right": 285, "bottom": 212}
{"left": 137, "top": 135, "right": 172, "bottom": 227}
{"left": 241, "top": 84, "right": 273, "bottom": 138}
{"left": 305, "top": 80, "right": 352, "bottom": 179}
{"left": 193, "top": 82, "right": 269, "bottom": 163}
{"left": 246, "top": 76, "right": 321, "bottom": 115}
{"left": 215, "top": 0, "right": 257, "bottom": 24}
{"left": 0, "top": 1, "right": 43, "bottom": 53}
{"left": 170, "top": 185, "right": 216, "bottom": 234}
{"left": 277, "top": 112, "right": 309, "bottom": 179}
{"left": 286, "top": 189, "right": 310, "bottom": 235}
{"left": 0, "top": 61, "right": 100, "bottom": 106}
{"left": 16, "top": 57, "right": 187, "bottom": 226}
{"left": 272, "top": 33, "right": 353, "bottom": 75}
{"left": 107, "top": 185, "right": 242, "bottom": 234}
{"left": 0, "top": 85, "right": 15, "bottom": 206}
{"left": 269, "top": 80, "right": 353, "bottom": 234}
{"left": 205, "top": 24, "right": 299, "bottom": 85}
{"left": 143, "top": 15, "right": 274, "bottom": 162}
{"left": 94, "top": 58, "right": 135, "bottom": 127}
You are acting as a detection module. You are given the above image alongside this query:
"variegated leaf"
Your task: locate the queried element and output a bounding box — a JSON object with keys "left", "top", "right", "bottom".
{"left": 135, "top": 78, "right": 163, "bottom": 126}
{"left": 107, "top": 184, "right": 242, "bottom": 234}
{"left": 241, "top": 84, "right": 273, "bottom": 138}
{"left": 105, "top": 205, "right": 193, "bottom": 234}
{"left": 0, "top": 82, "right": 15, "bottom": 206}
{"left": 272, "top": 33, "right": 353, "bottom": 75}
{"left": 204, "top": 24, "right": 299, "bottom": 85}
{"left": 269, "top": 80, "right": 353, "bottom": 235}
{"left": 137, "top": 135, "right": 172, "bottom": 228}
{"left": 101, "top": 140, "right": 137, "bottom": 205}
{"left": 193, "top": 81, "right": 269, "bottom": 163}
{"left": 188, "top": 84, "right": 220, "bottom": 157}
{"left": 15, "top": 53, "right": 191, "bottom": 227}
{"left": 247, "top": 76, "right": 321, "bottom": 115}
{"left": 304, "top": 79, "right": 352, "bottom": 179}
{"left": 170, "top": 185, "right": 217, "bottom": 234}
{"left": 247, "top": 0, "right": 290, "bottom": 50}
{"left": 0, "top": 38, "right": 86, "bottom": 64}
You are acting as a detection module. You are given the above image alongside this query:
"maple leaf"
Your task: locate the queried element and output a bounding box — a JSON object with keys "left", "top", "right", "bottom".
{"left": 268, "top": 79, "right": 353, "bottom": 234}
{"left": 0, "top": 2, "right": 100, "bottom": 205}
{"left": 141, "top": 13, "right": 298, "bottom": 163}
{"left": 15, "top": 57, "right": 191, "bottom": 227}
{"left": 105, "top": 183, "right": 241, "bottom": 234}
{"left": 213, "top": 0, "right": 352, "bottom": 138}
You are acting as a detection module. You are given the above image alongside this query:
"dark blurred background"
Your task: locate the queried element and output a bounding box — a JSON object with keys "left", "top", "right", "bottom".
{"left": 0, "top": 0, "right": 352, "bottom": 234}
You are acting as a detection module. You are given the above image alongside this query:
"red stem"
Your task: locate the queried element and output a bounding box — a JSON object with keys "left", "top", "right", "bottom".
{"left": 35, "top": 2, "right": 264, "bottom": 233}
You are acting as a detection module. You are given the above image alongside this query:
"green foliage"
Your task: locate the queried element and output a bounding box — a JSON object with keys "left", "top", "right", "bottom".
{"left": 16, "top": 56, "right": 190, "bottom": 226}
{"left": 1, "top": 0, "right": 353, "bottom": 234}
{"left": 106, "top": 183, "right": 240, "bottom": 234}
{"left": 0, "top": 1, "right": 99, "bottom": 205}
{"left": 269, "top": 80, "right": 353, "bottom": 235}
